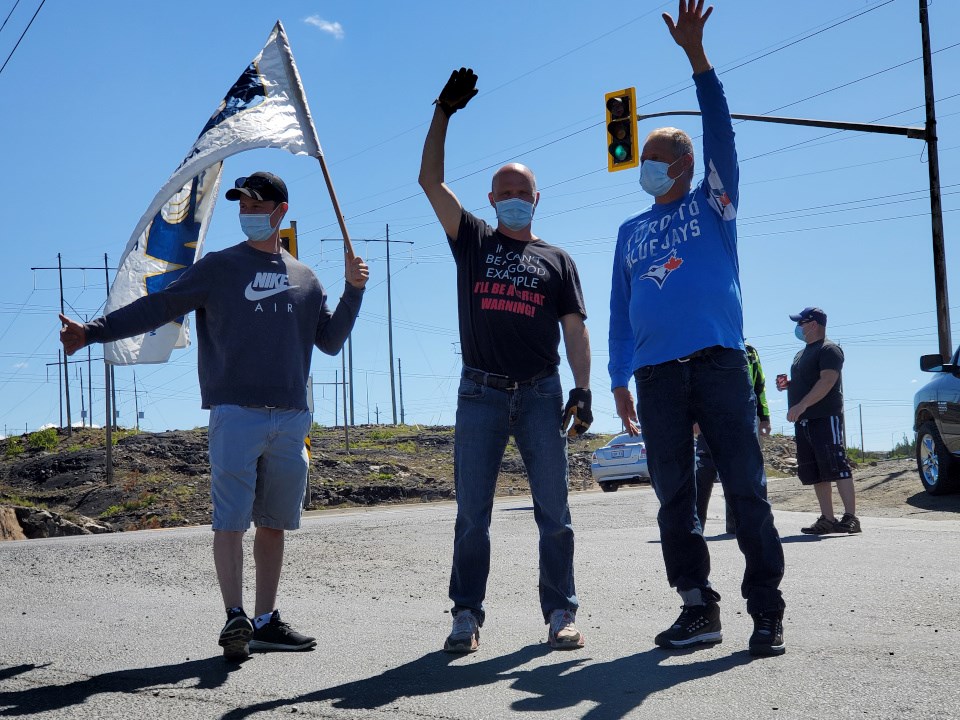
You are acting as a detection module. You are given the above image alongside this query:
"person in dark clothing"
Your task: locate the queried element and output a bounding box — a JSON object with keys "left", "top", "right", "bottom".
{"left": 777, "top": 306, "right": 859, "bottom": 535}
{"left": 419, "top": 67, "right": 592, "bottom": 653}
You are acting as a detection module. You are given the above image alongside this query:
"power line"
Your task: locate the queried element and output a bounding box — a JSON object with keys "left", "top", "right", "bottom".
{"left": 0, "top": 0, "right": 45, "bottom": 77}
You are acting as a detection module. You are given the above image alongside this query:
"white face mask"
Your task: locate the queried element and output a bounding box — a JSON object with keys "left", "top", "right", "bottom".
{"left": 239, "top": 212, "right": 278, "bottom": 242}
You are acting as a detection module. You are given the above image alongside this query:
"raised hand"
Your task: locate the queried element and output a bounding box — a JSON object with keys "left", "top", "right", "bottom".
{"left": 434, "top": 67, "right": 479, "bottom": 118}
{"left": 662, "top": 0, "right": 713, "bottom": 50}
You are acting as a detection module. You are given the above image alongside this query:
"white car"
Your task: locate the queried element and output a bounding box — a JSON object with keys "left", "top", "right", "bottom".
{"left": 591, "top": 432, "right": 650, "bottom": 492}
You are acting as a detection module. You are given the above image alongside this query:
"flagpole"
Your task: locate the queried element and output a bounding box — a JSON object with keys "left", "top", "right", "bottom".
{"left": 314, "top": 154, "right": 356, "bottom": 259}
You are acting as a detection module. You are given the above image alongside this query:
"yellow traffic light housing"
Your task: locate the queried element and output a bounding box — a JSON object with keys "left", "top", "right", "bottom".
{"left": 605, "top": 87, "right": 639, "bottom": 172}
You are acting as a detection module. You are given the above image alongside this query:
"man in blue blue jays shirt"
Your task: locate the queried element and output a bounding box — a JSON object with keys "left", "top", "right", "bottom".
{"left": 607, "top": 0, "right": 786, "bottom": 657}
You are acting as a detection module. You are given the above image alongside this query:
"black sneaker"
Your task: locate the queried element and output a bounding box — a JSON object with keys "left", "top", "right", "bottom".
{"left": 836, "top": 513, "right": 862, "bottom": 534}
{"left": 654, "top": 602, "right": 722, "bottom": 648}
{"left": 249, "top": 611, "right": 317, "bottom": 652}
{"left": 219, "top": 610, "right": 253, "bottom": 662}
{"left": 749, "top": 610, "right": 785, "bottom": 656}
{"left": 800, "top": 516, "right": 839, "bottom": 535}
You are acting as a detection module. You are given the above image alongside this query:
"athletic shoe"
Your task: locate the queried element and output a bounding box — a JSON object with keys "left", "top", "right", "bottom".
{"left": 836, "top": 512, "right": 862, "bottom": 534}
{"left": 248, "top": 610, "right": 317, "bottom": 652}
{"left": 654, "top": 602, "right": 722, "bottom": 648}
{"left": 219, "top": 610, "right": 253, "bottom": 662}
{"left": 548, "top": 609, "right": 585, "bottom": 650}
{"left": 800, "top": 516, "right": 840, "bottom": 535}
{"left": 749, "top": 610, "right": 786, "bottom": 656}
{"left": 444, "top": 609, "right": 480, "bottom": 653}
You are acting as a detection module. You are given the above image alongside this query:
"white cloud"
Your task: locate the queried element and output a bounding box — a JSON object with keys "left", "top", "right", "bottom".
{"left": 13, "top": 362, "right": 27, "bottom": 369}
{"left": 911, "top": 379, "right": 918, "bottom": 383}
{"left": 304, "top": 16, "right": 344, "bottom": 39}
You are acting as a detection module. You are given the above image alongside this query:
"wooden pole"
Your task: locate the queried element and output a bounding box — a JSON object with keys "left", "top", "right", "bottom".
{"left": 315, "top": 154, "right": 355, "bottom": 260}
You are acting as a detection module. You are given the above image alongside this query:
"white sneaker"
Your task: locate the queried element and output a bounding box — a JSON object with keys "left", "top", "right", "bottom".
{"left": 444, "top": 610, "right": 479, "bottom": 653}
{"left": 548, "top": 609, "right": 585, "bottom": 649}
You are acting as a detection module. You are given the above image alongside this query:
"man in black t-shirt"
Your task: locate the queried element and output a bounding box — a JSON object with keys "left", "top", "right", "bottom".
{"left": 419, "top": 67, "right": 592, "bottom": 654}
{"left": 776, "top": 307, "right": 859, "bottom": 534}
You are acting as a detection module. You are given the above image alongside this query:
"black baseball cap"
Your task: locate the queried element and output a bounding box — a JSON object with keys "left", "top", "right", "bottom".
{"left": 225, "top": 172, "right": 288, "bottom": 203}
{"left": 789, "top": 306, "right": 827, "bottom": 325}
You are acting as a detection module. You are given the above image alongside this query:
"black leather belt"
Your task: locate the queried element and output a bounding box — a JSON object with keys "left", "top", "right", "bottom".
{"left": 676, "top": 345, "right": 725, "bottom": 363}
{"left": 463, "top": 367, "right": 555, "bottom": 391}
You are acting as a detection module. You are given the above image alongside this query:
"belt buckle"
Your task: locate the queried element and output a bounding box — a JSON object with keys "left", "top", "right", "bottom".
{"left": 504, "top": 380, "right": 519, "bottom": 391}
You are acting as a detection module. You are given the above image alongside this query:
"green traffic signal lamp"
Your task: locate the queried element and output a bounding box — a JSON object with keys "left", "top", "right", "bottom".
{"left": 604, "top": 87, "right": 638, "bottom": 172}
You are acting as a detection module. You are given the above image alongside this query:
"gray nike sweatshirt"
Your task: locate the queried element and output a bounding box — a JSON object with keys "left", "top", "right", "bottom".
{"left": 85, "top": 242, "right": 363, "bottom": 410}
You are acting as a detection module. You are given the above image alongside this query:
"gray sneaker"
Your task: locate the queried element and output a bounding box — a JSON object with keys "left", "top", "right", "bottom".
{"left": 548, "top": 609, "right": 585, "bottom": 649}
{"left": 444, "top": 610, "right": 480, "bottom": 653}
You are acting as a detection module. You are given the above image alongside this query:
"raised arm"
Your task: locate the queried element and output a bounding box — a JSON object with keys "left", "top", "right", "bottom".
{"left": 418, "top": 68, "right": 478, "bottom": 240}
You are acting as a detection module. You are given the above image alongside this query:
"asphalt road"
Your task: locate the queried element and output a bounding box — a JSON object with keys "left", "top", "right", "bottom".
{"left": 1, "top": 487, "right": 958, "bottom": 720}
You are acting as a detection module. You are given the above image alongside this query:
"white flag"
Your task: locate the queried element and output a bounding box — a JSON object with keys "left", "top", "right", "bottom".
{"left": 104, "top": 21, "right": 321, "bottom": 365}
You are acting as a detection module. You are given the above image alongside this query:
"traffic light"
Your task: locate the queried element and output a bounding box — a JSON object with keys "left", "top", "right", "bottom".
{"left": 605, "top": 87, "right": 639, "bottom": 172}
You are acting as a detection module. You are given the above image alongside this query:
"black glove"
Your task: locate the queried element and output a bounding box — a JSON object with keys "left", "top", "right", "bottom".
{"left": 434, "top": 67, "right": 478, "bottom": 117}
{"left": 561, "top": 388, "right": 593, "bottom": 437}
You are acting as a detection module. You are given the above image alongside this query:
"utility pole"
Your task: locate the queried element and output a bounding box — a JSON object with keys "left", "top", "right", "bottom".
{"left": 57, "top": 254, "right": 72, "bottom": 435}
{"left": 398, "top": 358, "right": 405, "bottom": 425}
{"left": 859, "top": 404, "right": 865, "bottom": 462}
{"left": 341, "top": 350, "right": 350, "bottom": 452}
{"left": 133, "top": 372, "right": 140, "bottom": 432}
{"left": 386, "top": 224, "right": 398, "bottom": 424}
{"left": 319, "top": 229, "right": 414, "bottom": 426}
{"left": 348, "top": 335, "right": 355, "bottom": 425}
{"left": 919, "top": 0, "right": 952, "bottom": 360}
{"left": 79, "top": 365, "right": 86, "bottom": 427}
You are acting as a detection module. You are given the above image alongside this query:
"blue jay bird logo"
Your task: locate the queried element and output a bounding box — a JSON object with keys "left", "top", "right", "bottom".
{"left": 639, "top": 249, "right": 684, "bottom": 288}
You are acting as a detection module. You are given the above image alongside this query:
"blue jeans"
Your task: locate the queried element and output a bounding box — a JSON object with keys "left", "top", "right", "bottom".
{"left": 635, "top": 347, "right": 785, "bottom": 615}
{"left": 450, "top": 368, "right": 578, "bottom": 624}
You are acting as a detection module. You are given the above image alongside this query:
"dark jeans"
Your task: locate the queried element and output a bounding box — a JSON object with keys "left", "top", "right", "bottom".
{"left": 635, "top": 347, "right": 785, "bottom": 614}
{"left": 449, "top": 368, "right": 578, "bottom": 624}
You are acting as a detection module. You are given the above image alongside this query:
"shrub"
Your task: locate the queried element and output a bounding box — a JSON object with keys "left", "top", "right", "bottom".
{"left": 4, "top": 438, "right": 24, "bottom": 458}
{"left": 27, "top": 428, "right": 58, "bottom": 451}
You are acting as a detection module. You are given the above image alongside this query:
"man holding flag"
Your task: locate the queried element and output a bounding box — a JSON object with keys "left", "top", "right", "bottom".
{"left": 60, "top": 171, "right": 368, "bottom": 661}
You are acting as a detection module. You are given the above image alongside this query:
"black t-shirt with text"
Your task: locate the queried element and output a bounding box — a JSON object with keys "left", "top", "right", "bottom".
{"left": 449, "top": 211, "right": 587, "bottom": 380}
{"left": 788, "top": 338, "right": 845, "bottom": 420}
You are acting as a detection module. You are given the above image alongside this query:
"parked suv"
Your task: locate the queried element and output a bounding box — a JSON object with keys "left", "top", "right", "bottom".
{"left": 913, "top": 344, "right": 960, "bottom": 494}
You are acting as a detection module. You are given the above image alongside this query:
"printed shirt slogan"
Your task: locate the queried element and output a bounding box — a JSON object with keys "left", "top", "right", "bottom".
{"left": 474, "top": 244, "right": 546, "bottom": 318}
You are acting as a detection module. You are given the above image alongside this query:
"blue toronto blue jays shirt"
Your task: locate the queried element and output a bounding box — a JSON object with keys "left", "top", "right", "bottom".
{"left": 608, "top": 68, "right": 743, "bottom": 389}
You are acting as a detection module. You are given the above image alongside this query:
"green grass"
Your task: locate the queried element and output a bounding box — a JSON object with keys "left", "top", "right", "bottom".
{"left": 100, "top": 493, "right": 159, "bottom": 518}
{"left": 0, "top": 493, "right": 45, "bottom": 509}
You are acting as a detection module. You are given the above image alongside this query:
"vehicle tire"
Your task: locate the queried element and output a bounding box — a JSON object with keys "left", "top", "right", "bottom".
{"left": 600, "top": 482, "right": 619, "bottom": 493}
{"left": 916, "top": 421, "right": 960, "bottom": 495}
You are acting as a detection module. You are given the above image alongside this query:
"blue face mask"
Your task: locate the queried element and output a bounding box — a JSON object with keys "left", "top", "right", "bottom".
{"left": 494, "top": 198, "right": 535, "bottom": 230}
{"left": 639, "top": 155, "right": 686, "bottom": 197}
{"left": 239, "top": 212, "right": 279, "bottom": 242}
{"left": 795, "top": 324, "right": 807, "bottom": 341}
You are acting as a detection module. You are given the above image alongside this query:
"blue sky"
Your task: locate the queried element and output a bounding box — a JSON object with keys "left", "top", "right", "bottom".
{"left": 1, "top": 0, "right": 957, "bottom": 449}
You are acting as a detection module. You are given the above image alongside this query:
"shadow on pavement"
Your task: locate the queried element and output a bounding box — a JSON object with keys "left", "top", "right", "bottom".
{"left": 906, "top": 490, "right": 960, "bottom": 514}
{"left": 0, "top": 657, "right": 239, "bottom": 716}
{"left": 219, "top": 645, "right": 755, "bottom": 720}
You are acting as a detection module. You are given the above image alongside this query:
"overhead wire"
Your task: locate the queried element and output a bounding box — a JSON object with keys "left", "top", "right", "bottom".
{"left": 0, "top": 0, "right": 44, "bottom": 77}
